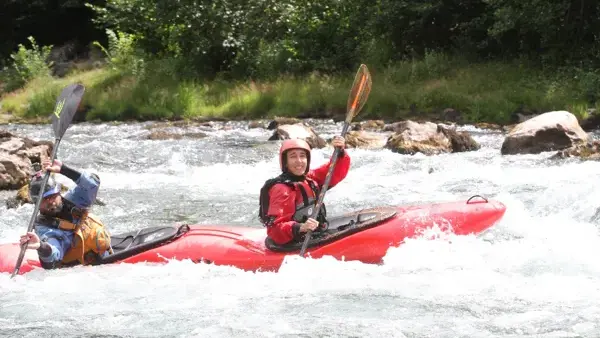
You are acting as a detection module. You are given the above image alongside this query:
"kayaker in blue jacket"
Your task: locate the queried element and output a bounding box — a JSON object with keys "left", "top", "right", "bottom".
{"left": 19, "top": 159, "right": 113, "bottom": 269}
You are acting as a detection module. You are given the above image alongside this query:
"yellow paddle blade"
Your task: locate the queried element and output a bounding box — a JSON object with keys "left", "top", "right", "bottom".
{"left": 345, "top": 64, "right": 372, "bottom": 123}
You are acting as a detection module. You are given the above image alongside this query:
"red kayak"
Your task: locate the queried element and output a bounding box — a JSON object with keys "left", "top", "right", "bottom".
{"left": 0, "top": 195, "right": 506, "bottom": 275}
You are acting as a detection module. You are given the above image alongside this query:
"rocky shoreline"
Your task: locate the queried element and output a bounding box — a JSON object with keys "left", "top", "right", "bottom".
{"left": 0, "top": 130, "right": 53, "bottom": 190}
{"left": 2, "top": 109, "right": 599, "bottom": 209}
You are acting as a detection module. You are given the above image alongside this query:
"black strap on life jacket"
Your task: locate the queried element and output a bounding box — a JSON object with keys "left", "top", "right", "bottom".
{"left": 259, "top": 174, "right": 296, "bottom": 226}
{"left": 293, "top": 180, "right": 327, "bottom": 224}
{"left": 311, "top": 180, "right": 328, "bottom": 224}
{"left": 34, "top": 198, "right": 83, "bottom": 229}
{"left": 258, "top": 173, "right": 327, "bottom": 227}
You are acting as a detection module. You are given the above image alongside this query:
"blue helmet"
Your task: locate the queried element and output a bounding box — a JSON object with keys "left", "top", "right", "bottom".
{"left": 29, "top": 172, "right": 62, "bottom": 204}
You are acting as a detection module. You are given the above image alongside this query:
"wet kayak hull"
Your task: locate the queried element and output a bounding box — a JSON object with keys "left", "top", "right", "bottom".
{"left": 0, "top": 196, "right": 506, "bottom": 275}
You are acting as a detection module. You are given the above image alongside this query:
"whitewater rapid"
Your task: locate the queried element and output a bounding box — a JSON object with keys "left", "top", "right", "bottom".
{"left": 1, "top": 120, "right": 600, "bottom": 337}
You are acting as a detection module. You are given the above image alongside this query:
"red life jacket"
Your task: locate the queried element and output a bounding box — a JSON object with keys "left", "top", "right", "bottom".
{"left": 258, "top": 173, "right": 328, "bottom": 227}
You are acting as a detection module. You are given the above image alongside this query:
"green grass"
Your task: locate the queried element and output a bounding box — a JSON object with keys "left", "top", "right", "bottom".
{"left": 1, "top": 54, "right": 597, "bottom": 124}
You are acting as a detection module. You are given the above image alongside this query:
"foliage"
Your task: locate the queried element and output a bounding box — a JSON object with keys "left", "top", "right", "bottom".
{"left": 9, "top": 37, "right": 53, "bottom": 86}
{"left": 1, "top": 55, "right": 592, "bottom": 125}
{"left": 2, "top": 0, "right": 600, "bottom": 123}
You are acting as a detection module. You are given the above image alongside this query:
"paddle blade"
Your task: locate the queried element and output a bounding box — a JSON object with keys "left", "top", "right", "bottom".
{"left": 51, "top": 83, "right": 85, "bottom": 138}
{"left": 345, "top": 64, "right": 372, "bottom": 123}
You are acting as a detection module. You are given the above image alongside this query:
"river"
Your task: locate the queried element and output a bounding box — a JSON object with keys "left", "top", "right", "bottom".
{"left": 1, "top": 120, "right": 600, "bottom": 337}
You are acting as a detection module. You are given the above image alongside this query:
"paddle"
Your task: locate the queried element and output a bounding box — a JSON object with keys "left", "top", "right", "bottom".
{"left": 11, "top": 83, "right": 85, "bottom": 278}
{"left": 299, "top": 64, "right": 372, "bottom": 257}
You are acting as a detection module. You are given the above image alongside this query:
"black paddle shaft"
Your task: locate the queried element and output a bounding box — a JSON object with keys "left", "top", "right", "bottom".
{"left": 11, "top": 139, "right": 61, "bottom": 277}
{"left": 298, "top": 121, "right": 351, "bottom": 256}
{"left": 10, "top": 83, "right": 85, "bottom": 278}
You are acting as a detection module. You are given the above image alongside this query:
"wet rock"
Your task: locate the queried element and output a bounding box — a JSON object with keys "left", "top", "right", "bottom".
{"left": 352, "top": 120, "right": 385, "bottom": 132}
{"left": 344, "top": 130, "right": 386, "bottom": 149}
{"left": 0, "top": 130, "right": 53, "bottom": 190}
{"left": 501, "top": 111, "right": 588, "bottom": 155}
{"left": 502, "top": 124, "right": 517, "bottom": 133}
{"left": 268, "top": 123, "right": 327, "bottom": 149}
{"left": 267, "top": 117, "right": 302, "bottom": 130}
{"left": 383, "top": 122, "right": 401, "bottom": 132}
{"left": 385, "top": 121, "right": 449, "bottom": 155}
{"left": 16, "top": 183, "right": 31, "bottom": 203}
{"left": 473, "top": 122, "right": 503, "bottom": 130}
{"left": 384, "top": 120, "right": 479, "bottom": 155}
{"left": 0, "top": 153, "right": 32, "bottom": 190}
{"left": 550, "top": 140, "right": 600, "bottom": 160}
{"left": 382, "top": 119, "right": 443, "bottom": 133}
{"left": 145, "top": 120, "right": 214, "bottom": 130}
{"left": 439, "top": 126, "right": 481, "bottom": 153}
{"left": 5, "top": 196, "right": 20, "bottom": 209}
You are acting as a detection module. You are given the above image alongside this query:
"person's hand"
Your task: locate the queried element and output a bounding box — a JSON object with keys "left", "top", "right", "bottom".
{"left": 42, "top": 159, "right": 62, "bottom": 173}
{"left": 299, "top": 218, "right": 319, "bottom": 233}
{"left": 331, "top": 136, "right": 345, "bottom": 149}
{"left": 19, "top": 232, "right": 41, "bottom": 250}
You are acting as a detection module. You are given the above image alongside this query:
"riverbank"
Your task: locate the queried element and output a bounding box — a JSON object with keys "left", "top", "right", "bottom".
{"left": 1, "top": 55, "right": 598, "bottom": 125}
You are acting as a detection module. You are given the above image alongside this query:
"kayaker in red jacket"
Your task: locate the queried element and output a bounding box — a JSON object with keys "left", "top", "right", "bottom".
{"left": 259, "top": 136, "right": 351, "bottom": 245}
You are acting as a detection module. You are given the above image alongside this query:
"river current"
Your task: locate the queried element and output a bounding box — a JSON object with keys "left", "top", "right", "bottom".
{"left": 1, "top": 120, "right": 600, "bottom": 337}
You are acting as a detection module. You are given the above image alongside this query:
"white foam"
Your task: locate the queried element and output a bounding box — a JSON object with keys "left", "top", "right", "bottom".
{"left": 2, "top": 123, "right": 600, "bottom": 337}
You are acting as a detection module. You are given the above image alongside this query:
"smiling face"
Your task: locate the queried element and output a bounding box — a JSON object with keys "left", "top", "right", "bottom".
{"left": 286, "top": 149, "right": 308, "bottom": 176}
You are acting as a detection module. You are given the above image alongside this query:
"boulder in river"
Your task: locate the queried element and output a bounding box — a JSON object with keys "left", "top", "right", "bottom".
{"left": 344, "top": 130, "right": 386, "bottom": 149}
{"left": 501, "top": 111, "right": 588, "bottom": 155}
{"left": 550, "top": 140, "right": 600, "bottom": 160}
{"left": 267, "top": 117, "right": 302, "bottom": 130}
{"left": 473, "top": 122, "right": 503, "bottom": 130}
{"left": 0, "top": 130, "right": 52, "bottom": 190}
{"left": 352, "top": 120, "right": 386, "bottom": 132}
{"left": 268, "top": 123, "right": 327, "bottom": 149}
{"left": 384, "top": 120, "right": 479, "bottom": 155}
